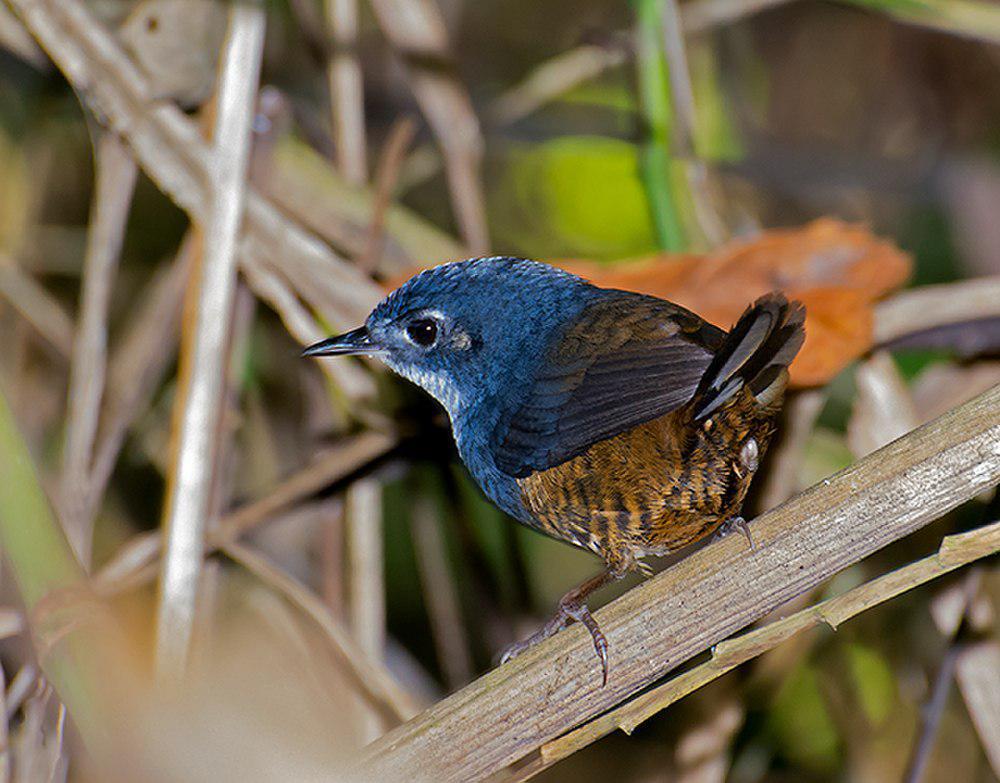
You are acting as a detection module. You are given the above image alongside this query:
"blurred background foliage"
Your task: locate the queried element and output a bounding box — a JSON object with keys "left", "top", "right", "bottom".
{"left": 0, "top": 0, "right": 998, "bottom": 781}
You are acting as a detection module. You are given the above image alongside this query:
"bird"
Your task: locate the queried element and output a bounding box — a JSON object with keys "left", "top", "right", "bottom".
{"left": 303, "top": 256, "right": 806, "bottom": 685}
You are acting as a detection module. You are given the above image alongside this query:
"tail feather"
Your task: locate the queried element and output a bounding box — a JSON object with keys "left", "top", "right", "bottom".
{"left": 692, "top": 293, "right": 806, "bottom": 421}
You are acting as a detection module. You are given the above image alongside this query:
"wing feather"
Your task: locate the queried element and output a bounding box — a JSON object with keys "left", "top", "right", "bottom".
{"left": 490, "top": 294, "right": 722, "bottom": 477}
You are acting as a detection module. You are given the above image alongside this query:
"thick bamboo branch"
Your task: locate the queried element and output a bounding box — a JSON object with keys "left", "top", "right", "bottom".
{"left": 155, "top": 4, "right": 265, "bottom": 681}
{"left": 362, "top": 383, "right": 1000, "bottom": 783}
{"left": 525, "top": 520, "right": 1000, "bottom": 780}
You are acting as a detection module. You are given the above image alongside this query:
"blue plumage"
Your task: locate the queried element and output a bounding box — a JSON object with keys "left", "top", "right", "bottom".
{"left": 303, "top": 255, "right": 805, "bottom": 683}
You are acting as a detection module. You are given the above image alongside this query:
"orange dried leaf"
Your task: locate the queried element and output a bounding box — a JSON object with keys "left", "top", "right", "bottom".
{"left": 558, "top": 219, "right": 911, "bottom": 386}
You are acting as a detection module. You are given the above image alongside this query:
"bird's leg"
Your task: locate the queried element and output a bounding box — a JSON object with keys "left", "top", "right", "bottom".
{"left": 712, "top": 515, "right": 756, "bottom": 551}
{"left": 499, "top": 569, "right": 618, "bottom": 686}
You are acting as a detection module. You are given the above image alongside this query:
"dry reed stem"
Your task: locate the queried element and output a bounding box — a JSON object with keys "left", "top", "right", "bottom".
{"left": 875, "top": 276, "right": 1000, "bottom": 344}
{"left": 409, "top": 491, "right": 473, "bottom": 689}
{"left": 325, "top": 0, "right": 367, "bottom": 184}
{"left": 222, "top": 540, "right": 423, "bottom": 723}
{"left": 346, "top": 477, "right": 386, "bottom": 742}
{"left": 954, "top": 639, "right": 1000, "bottom": 777}
{"left": 4, "top": 665, "right": 36, "bottom": 722}
{"left": 362, "top": 383, "right": 1000, "bottom": 783}
{"left": 8, "top": 0, "right": 382, "bottom": 329}
{"left": 495, "top": 0, "right": 1000, "bottom": 127}
{"left": 491, "top": 46, "right": 628, "bottom": 125}
{"left": 660, "top": 0, "right": 727, "bottom": 248}
{"left": 239, "top": 243, "right": 375, "bottom": 399}
{"left": 491, "top": 0, "right": 792, "bottom": 125}
{"left": 359, "top": 115, "right": 418, "bottom": 273}
{"left": 504, "top": 520, "right": 1000, "bottom": 781}
{"left": 0, "top": 2, "right": 45, "bottom": 68}
{"left": 367, "top": 0, "right": 488, "bottom": 253}
{"left": 61, "top": 132, "right": 137, "bottom": 567}
{"left": 94, "top": 431, "right": 398, "bottom": 592}
{"left": 88, "top": 239, "right": 192, "bottom": 519}
{"left": 155, "top": 3, "right": 265, "bottom": 681}
{"left": 902, "top": 568, "right": 980, "bottom": 783}
{"left": 0, "top": 260, "right": 73, "bottom": 357}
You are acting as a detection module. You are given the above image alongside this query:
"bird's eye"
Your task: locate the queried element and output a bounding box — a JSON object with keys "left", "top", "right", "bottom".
{"left": 406, "top": 318, "right": 438, "bottom": 347}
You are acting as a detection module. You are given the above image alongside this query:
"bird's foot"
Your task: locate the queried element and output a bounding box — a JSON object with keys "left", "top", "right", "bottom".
{"left": 498, "top": 569, "right": 615, "bottom": 686}
{"left": 713, "top": 515, "right": 757, "bottom": 552}
{"left": 499, "top": 596, "right": 609, "bottom": 686}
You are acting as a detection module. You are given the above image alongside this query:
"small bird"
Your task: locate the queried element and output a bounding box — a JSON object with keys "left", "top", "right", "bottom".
{"left": 304, "top": 257, "right": 805, "bottom": 684}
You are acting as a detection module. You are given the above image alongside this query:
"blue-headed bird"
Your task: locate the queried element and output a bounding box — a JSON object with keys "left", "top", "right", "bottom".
{"left": 304, "top": 257, "right": 805, "bottom": 685}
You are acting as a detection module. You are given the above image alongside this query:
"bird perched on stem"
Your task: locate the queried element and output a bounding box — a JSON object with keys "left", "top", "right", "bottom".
{"left": 304, "top": 257, "right": 805, "bottom": 685}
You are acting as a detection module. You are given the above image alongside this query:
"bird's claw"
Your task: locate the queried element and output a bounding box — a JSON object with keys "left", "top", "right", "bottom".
{"left": 713, "top": 515, "right": 757, "bottom": 551}
{"left": 498, "top": 599, "right": 610, "bottom": 686}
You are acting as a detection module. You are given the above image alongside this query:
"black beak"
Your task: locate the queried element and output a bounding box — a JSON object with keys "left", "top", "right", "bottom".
{"left": 301, "top": 326, "right": 377, "bottom": 357}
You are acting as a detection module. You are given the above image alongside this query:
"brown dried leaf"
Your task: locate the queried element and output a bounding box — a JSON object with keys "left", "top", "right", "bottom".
{"left": 558, "top": 219, "right": 912, "bottom": 387}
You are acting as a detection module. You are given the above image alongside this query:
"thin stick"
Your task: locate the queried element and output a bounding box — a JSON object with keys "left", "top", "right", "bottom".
{"left": 875, "top": 276, "right": 1000, "bottom": 344}
{"left": 94, "top": 431, "right": 397, "bottom": 593}
{"left": 8, "top": 0, "right": 383, "bottom": 328}
{"left": 358, "top": 115, "right": 418, "bottom": 273}
{"left": 661, "top": 0, "right": 727, "bottom": 247}
{"left": 409, "top": 490, "right": 473, "bottom": 689}
{"left": 325, "top": 0, "right": 367, "bottom": 184}
{"left": 367, "top": 0, "right": 489, "bottom": 253}
{"left": 61, "top": 132, "right": 137, "bottom": 567}
{"left": 0, "top": 261, "right": 74, "bottom": 357}
{"left": 239, "top": 245, "right": 375, "bottom": 399}
{"left": 361, "top": 383, "right": 1000, "bottom": 782}
{"left": 346, "top": 477, "right": 385, "bottom": 742}
{"left": 87, "top": 238, "right": 193, "bottom": 521}
{"left": 222, "top": 539, "right": 422, "bottom": 723}
{"left": 155, "top": 3, "right": 265, "bottom": 681}
{"left": 902, "top": 570, "right": 979, "bottom": 783}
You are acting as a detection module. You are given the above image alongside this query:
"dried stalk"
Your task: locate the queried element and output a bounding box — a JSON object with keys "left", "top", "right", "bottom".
{"left": 222, "top": 540, "right": 422, "bottom": 723}
{"left": 155, "top": 3, "right": 265, "bottom": 681}
{"left": 88, "top": 238, "right": 193, "bottom": 519}
{"left": 362, "top": 383, "right": 1000, "bottom": 782}
{"left": 530, "top": 522, "right": 1000, "bottom": 781}
{"left": 94, "top": 431, "right": 398, "bottom": 594}
{"left": 325, "top": 0, "right": 367, "bottom": 184}
{"left": 409, "top": 491, "right": 473, "bottom": 689}
{"left": 491, "top": 0, "right": 792, "bottom": 125}
{"left": 8, "top": 0, "right": 383, "bottom": 329}
{"left": 367, "top": 0, "right": 488, "bottom": 253}
{"left": 61, "top": 132, "right": 137, "bottom": 566}
{"left": 953, "top": 640, "right": 1000, "bottom": 777}
{"left": 359, "top": 115, "right": 418, "bottom": 273}
{"left": 875, "top": 276, "right": 1000, "bottom": 344}
{"left": 0, "top": 2, "right": 45, "bottom": 67}
{"left": 346, "top": 478, "right": 386, "bottom": 743}
{"left": 0, "top": 260, "right": 74, "bottom": 357}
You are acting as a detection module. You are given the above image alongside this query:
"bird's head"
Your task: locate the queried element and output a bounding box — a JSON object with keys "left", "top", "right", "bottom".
{"left": 302, "top": 257, "right": 590, "bottom": 419}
